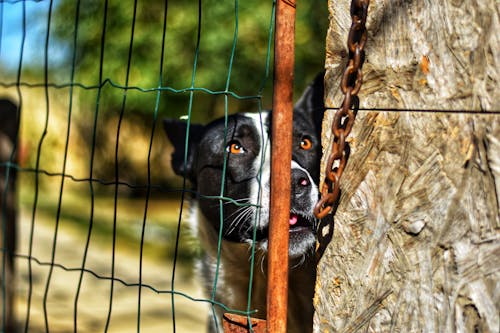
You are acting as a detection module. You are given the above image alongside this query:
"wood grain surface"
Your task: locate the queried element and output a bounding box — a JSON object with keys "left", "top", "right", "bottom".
{"left": 314, "top": 0, "right": 499, "bottom": 332}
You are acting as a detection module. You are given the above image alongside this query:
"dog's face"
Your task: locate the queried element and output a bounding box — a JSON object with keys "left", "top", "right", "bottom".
{"left": 163, "top": 73, "right": 324, "bottom": 259}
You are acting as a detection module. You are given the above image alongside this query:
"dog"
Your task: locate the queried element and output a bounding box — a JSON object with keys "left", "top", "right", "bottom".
{"left": 163, "top": 73, "right": 325, "bottom": 333}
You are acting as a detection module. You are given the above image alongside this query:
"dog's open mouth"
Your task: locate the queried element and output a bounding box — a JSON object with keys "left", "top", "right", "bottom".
{"left": 254, "top": 212, "right": 314, "bottom": 241}
{"left": 288, "top": 212, "right": 316, "bottom": 257}
{"left": 289, "top": 212, "right": 313, "bottom": 233}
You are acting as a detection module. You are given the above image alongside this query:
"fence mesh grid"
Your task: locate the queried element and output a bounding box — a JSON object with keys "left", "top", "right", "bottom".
{"left": 0, "top": 0, "right": 279, "bottom": 332}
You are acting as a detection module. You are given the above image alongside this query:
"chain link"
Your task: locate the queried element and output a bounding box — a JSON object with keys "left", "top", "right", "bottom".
{"left": 314, "top": 0, "right": 370, "bottom": 219}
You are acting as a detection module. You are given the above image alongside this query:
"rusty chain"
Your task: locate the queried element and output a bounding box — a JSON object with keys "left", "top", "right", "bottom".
{"left": 314, "top": 0, "right": 370, "bottom": 219}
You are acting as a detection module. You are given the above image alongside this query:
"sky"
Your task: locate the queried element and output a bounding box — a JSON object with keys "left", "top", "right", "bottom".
{"left": 0, "top": 0, "right": 66, "bottom": 72}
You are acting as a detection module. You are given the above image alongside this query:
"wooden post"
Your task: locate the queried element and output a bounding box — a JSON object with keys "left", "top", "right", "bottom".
{"left": 314, "top": 0, "right": 500, "bottom": 331}
{"left": 268, "top": 1, "right": 296, "bottom": 332}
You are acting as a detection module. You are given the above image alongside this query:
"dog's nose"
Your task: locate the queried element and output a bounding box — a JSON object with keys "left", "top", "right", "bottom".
{"left": 298, "top": 176, "right": 309, "bottom": 187}
{"left": 291, "top": 168, "right": 312, "bottom": 197}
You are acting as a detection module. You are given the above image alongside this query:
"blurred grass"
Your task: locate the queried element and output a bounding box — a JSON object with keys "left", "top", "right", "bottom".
{"left": 18, "top": 172, "right": 200, "bottom": 266}
{"left": 14, "top": 181, "right": 208, "bottom": 332}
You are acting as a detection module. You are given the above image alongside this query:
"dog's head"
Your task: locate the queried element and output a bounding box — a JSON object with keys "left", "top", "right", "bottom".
{"left": 163, "top": 73, "right": 324, "bottom": 259}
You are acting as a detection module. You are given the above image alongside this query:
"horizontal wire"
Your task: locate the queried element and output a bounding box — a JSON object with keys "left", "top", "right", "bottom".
{"left": 3, "top": 80, "right": 498, "bottom": 113}
{"left": 0, "top": 79, "right": 262, "bottom": 101}
{"left": 9, "top": 251, "right": 257, "bottom": 317}
{"left": 325, "top": 106, "right": 500, "bottom": 114}
{"left": 0, "top": 162, "right": 259, "bottom": 207}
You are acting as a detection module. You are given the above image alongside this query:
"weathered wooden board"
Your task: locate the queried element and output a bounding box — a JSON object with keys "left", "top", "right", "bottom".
{"left": 314, "top": 0, "right": 499, "bottom": 332}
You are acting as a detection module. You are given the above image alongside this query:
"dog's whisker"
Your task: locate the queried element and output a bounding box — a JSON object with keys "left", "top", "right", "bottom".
{"left": 232, "top": 208, "right": 255, "bottom": 233}
{"left": 259, "top": 250, "right": 266, "bottom": 274}
{"left": 290, "top": 254, "right": 307, "bottom": 270}
{"left": 240, "top": 212, "right": 259, "bottom": 235}
{"left": 220, "top": 201, "right": 253, "bottom": 225}
{"left": 241, "top": 210, "right": 265, "bottom": 236}
{"left": 224, "top": 204, "right": 253, "bottom": 223}
{"left": 225, "top": 206, "right": 255, "bottom": 236}
{"left": 223, "top": 204, "right": 251, "bottom": 221}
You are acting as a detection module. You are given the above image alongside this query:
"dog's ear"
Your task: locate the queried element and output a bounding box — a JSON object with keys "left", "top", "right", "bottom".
{"left": 294, "top": 71, "right": 325, "bottom": 130}
{"left": 162, "top": 118, "right": 204, "bottom": 181}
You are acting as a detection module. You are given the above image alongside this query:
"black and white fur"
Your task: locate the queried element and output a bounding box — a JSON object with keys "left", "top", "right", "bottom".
{"left": 163, "top": 73, "right": 325, "bottom": 333}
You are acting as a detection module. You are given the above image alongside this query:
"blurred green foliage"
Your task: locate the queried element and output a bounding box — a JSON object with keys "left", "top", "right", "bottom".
{"left": 8, "top": 0, "right": 329, "bottom": 191}
{"left": 51, "top": 0, "right": 328, "bottom": 122}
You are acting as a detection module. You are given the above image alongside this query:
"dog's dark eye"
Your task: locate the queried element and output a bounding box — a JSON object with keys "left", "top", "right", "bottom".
{"left": 226, "top": 141, "right": 245, "bottom": 154}
{"left": 300, "top": 137, "right": 313, "bottom": 150}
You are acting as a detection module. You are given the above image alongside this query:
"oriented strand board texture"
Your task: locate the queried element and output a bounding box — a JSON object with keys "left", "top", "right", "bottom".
{"left": 314, "top": 0, "right": 499, "bottom": 332}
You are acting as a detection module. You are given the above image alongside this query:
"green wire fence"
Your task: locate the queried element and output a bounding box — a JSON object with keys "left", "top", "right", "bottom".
{"left": 0, "top": 0, "right": 328, "bottom": 332}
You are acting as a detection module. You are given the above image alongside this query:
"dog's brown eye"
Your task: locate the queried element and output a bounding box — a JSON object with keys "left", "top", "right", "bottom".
{"left": 227, "top": 141, "right": 245, "bottom": 154}
{"left": 300, "top": 137, "right": 313, "bottom": 150}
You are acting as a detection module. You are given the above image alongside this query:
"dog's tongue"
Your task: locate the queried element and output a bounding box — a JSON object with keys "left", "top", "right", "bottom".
{"left": 289, "top": 213, "right": 298, "bottom": 226}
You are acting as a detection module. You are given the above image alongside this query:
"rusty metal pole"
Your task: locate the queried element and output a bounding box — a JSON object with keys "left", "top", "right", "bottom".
{"left": 267, "top": 0, "right": 296, "bottom": 332}
{"left": 221, "top": 1, "right": 296, "bottom": 332}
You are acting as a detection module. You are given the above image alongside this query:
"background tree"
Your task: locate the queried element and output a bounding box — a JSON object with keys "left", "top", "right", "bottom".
{"left": 51, "top": 0, "right": 328, "bottom": 120}
{"left": 45, "top": 0, "right": 329, "bottom": 189}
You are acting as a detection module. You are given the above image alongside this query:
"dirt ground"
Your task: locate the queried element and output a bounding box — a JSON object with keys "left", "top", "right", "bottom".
{"left": 14, "top": 210, "right": 208, "bottom": 333}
